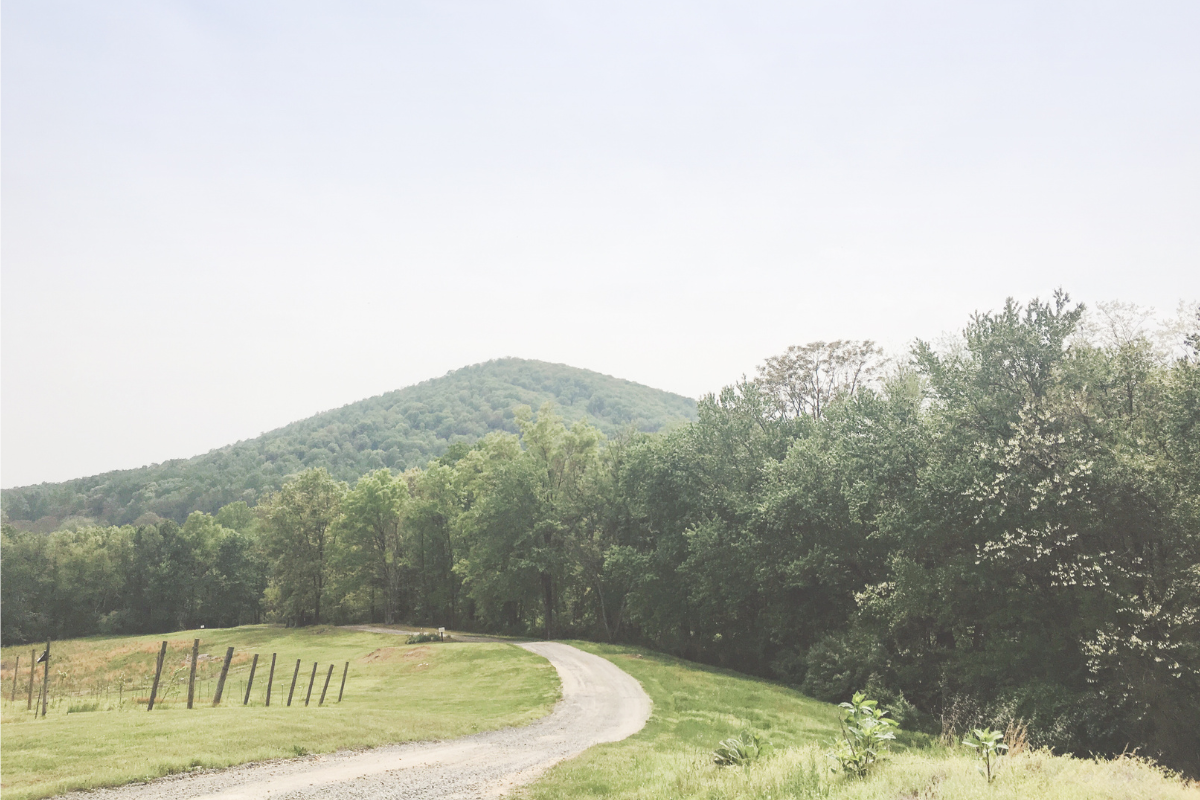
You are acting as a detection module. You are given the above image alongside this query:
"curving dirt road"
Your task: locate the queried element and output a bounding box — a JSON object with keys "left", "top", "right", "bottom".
{"left": 72, "top": 641, "right": 651, "bottom": 800}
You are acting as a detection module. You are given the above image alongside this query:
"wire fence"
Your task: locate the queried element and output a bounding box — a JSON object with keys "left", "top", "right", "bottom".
{"left": 1, "top": 644, "right": 348, "bottom": 715}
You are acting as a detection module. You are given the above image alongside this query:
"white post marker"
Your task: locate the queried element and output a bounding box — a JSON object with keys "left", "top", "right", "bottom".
{"left": 438, "top": 627, "right": 445, "bottom": 641}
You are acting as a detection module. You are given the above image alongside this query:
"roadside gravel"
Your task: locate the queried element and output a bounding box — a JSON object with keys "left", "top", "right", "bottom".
{"left": 67, "top": 641, "right": 651, "bottom": 800}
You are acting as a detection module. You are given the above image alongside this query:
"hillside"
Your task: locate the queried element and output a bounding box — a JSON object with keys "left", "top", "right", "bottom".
{"left": 1, "top": 358, "right": 697, "bottom": 528}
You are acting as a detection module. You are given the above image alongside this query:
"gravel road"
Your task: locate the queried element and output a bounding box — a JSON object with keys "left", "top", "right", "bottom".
{"left": 69, "top": 641, "right": 651, "bottom": 800}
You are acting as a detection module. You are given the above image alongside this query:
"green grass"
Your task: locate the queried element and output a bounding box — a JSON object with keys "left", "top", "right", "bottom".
{"left": 521, "top": 641, "right": 1198, "bottom": 800}
{"left": 0, "top": 625, "right": 559, "bottom": 800}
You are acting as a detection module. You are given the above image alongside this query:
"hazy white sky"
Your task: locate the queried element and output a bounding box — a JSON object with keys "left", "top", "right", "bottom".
{"left": 3, "top": 1, "right": 1198, "bottom": 488}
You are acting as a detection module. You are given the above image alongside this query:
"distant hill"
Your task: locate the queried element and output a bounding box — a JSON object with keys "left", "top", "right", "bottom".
{"left": 2, "top": 359, "right": 697, "bottom": 529}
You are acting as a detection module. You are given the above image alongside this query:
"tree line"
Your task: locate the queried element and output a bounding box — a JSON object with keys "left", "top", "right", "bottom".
{"left": 2, "top": 293, "right": 1197, "bottom": 774}
{"left": 0, "top": 358, "right": 697, "bottom": 528}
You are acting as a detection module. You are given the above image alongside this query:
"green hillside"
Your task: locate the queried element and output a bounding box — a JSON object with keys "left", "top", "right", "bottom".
{"left": 1, "top": 358, "right": 697, "bottom": 528}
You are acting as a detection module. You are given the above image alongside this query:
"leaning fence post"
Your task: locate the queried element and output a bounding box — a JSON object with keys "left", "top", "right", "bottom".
{"left": 27, "top": 649, "right": 36, "bottom": 710}
{"left": 318, "top": 664, "right": 334, "bottom": 705}
{"left": 337, "top": 662, "right": 348, "bottom": 702}
{"left": 186, "top": 639, "right": 200, "bottom": 709}
{"left": 39, "top": 639, "right": 51, "bottom": 717}
{"left": 304, "top": 662, "right": 317, "bottom": 706}
{"left": 244, "top": 654, "right": 259, "bottom": 705}
{"left": 286, "top": 660, "right": 300, "bottom": 706}
{"left": 10, "top": 656, "right": 19, "bottom": 702}
{"left": 148, "top": 641, "right": 167, "bottom": 711}
{"left": 265, "top": 653, "right": 276, "bottom": 706}
{"left": 213, "top": 647, "right": 234, "bottom": 706}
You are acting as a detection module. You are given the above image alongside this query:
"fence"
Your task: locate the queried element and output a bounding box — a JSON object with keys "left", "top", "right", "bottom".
{"left": 1, "top": 641, "right": 351, "bottom": 716}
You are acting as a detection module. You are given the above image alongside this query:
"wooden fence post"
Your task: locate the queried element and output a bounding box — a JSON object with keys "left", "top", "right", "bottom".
{"left": 213, "top": 647, "right": 234, "bottom": 706}
{"left": 39, "top": 639, "right": 51, "bottom": 717}
{"left": 304, "top": 662, "right": 317, "bottom": 706}
{"left": 286, "top": 659, "right": 300, "bottom": 706}
{"left": 337, "top": 662, "right": 348, "bottom": 702}
{"left": 318, "top": 664, "right": 334, "bottom": 705}
{"left": 265, "top": 654, "right": 276, "bottom": 707}
{"left": 243, "top": 654, "right": 259, "bottom": 705}
{"left": 187, "top": 639, "right": 199, "bottom": 709}
{"left": 148, "top": 641, "right": 167, "bottom": 711}
{"left": 10, "top": 656, "right": 19, "bottom": 702}
{"left": 27, "top": 649, "right": 36, "bottom": 710}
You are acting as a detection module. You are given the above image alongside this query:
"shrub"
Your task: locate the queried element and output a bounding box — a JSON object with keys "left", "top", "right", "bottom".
{"left": 984, "top": 681, "right": 1121, "bottom": 756}
{"left": 801, "top": 632, "right": 888, "bottom": 703}
{"left": 406, "top": 632, "right": 441, "bottom": 644}
{"left": 713, "top": 729, "right": 770, "bottom": 767}
{"left": 828, "top": 690, "right": 899, "bottom": 778}
{"left": 864, "top": 680, "right": 936, "bottom": 734}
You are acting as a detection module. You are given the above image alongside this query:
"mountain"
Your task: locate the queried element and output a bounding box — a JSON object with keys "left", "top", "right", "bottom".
{"left": 2, "top": 359, "right": 697, "bottom": 529}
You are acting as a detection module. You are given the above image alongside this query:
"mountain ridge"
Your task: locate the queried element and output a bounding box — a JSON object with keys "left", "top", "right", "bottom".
{"left": 2, "top": 358, "right": 697, "bottom": 529}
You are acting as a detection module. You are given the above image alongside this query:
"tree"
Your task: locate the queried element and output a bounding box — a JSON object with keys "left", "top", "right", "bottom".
{"left": 258, "top": 469, "right": 345, "bottom": 625}
{"left": 339, "top": 469, "right": 408, "bottom": 624}
{"left": 757, "top": 340, "right": 884, "bottom": 420}
{"left": 457, "top": 405, "right": 602, "bottom": 638}
{"left": 407, "top": 462, "right": 466, "bottom": 626}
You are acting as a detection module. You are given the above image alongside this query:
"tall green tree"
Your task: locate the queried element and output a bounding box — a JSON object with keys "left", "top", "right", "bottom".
{"left": 258, "top": 468, "right": 345, "bottom": 625}
{"left": 339, "top": 469, "right": 408, "bottom": 624}
{"left": 458, "top": 405, "right": 602, "bottom": 638}
{"left": 407, "top": 462, "right": 467, "bottom": 625}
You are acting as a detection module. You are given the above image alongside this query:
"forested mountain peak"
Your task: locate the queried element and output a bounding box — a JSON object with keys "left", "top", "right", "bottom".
{"left": 2, "top": 358, "right": 697, "bottom": 529}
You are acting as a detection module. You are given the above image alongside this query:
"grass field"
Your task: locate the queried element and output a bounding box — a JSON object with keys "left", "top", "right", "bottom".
{"left": 0, "top": 626, "right": 559, "bottom": 800}
{"left": 521, "top": 641, "right": 1198, "bottom": 800}
{"left": 3, "top": 632, "right": 1194, "bottom": 800}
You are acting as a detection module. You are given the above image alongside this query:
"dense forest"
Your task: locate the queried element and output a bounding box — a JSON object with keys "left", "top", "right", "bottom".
{"left": 3, "top": 294, "right": 1198, "bottom": 775}
{"left": 0, "top": 359, "right": 697, "bottom": 529}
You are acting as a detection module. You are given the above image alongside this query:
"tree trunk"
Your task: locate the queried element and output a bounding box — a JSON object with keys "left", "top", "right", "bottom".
{"left": 541, "top": 572, "right": 553, "bottom": 640}
{"left": 596, "top": 581, "right": 612, "bottom": 642}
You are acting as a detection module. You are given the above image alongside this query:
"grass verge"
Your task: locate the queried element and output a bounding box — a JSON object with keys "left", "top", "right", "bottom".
{"left": 521, "top": 641, "right": 1198, "bottom": 800}
{"left": 0, "top": 625, "right": 558, "bottom": 800}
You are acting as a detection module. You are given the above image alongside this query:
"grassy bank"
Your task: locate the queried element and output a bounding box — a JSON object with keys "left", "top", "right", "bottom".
{"left": 0, "top": 626, "right": 558, "bottom": 800}
{"left": 522, "top": 641, "right": 1197, "bottom": 800}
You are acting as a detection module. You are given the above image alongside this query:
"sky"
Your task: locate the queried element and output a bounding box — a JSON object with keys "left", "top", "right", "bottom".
{"left": 3, "top": 1, "right": 1198, "bottom": 488}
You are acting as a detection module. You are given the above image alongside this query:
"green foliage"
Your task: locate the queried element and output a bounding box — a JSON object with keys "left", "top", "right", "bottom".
{"left": 1, "top": 359, "right": 697, "bottom": 529}
{"left": 962, "top": 727, "right": 1009, "bottom": 783}
{"left": 337, "top": 469, "right": 408, "bottom": 624}
{"left": 0, "top": 514, "right": 266, "bottom": 643}
{"left": 406, "top": 632, "right": 441, "bottom": 644}
{"left": 828, "top": 691, "right": 899, "bottom": 777}
{"left": 257, "top": 468, "right": 345, "bottom": 626}
{"left": 800, "top": 632, "right": 888, "bottom": 703}
{"left": 713, "top": 729, "right": 770, "bottom": 767}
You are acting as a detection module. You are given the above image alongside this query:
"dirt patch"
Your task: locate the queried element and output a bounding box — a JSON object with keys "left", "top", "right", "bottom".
{"left": 361, "top": 645, "right": 433, "bottom": 664}
{"left": 361, "top": 647, "right": 399, "bottom": 663}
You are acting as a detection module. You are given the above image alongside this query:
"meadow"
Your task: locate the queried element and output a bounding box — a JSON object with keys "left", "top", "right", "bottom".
{"left": 3, "top": 630, "right": 1195, "bottom": 800}
{"left": 521, "top": 641, "right": 1199, "bottom": 800}
{"left": 0, "top": 626, "right": 559, "bottom": 800}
